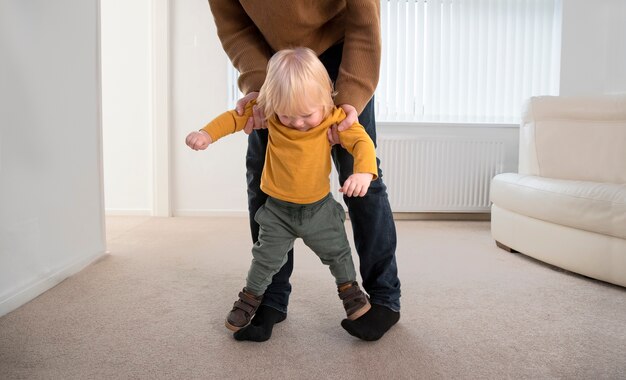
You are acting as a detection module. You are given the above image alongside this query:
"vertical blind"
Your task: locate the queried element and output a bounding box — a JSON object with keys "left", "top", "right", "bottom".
{"left": 378, "top": 0, "right": 562, "bottom": 123}
{"left": 229, "top": 0, "right": 562, "bottom": 124}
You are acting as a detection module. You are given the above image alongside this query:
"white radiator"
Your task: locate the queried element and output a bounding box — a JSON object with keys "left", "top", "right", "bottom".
{"left": 331, "top": 132, "right": 512, "bottom": 213}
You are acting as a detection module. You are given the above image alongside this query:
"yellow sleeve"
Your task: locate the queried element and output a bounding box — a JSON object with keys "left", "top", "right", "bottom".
{"left": 200, "top": 102, "right": 253, "bottom": 143}
{"left": 338, "top": 123, "right": 379, "bottom": 180}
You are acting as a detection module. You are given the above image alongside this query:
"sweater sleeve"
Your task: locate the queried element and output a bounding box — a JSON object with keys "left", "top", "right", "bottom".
{"left": 333, "top": 0, "right": 381, "bottom": 114}
{"left": 207, "top": 1, "right": 272, "bottom": 94}
{"left": 338, "top": 123, "right": 379, "bottom": 180}
{"left": 200, "top": 103, "right": 253, "bottom": 142}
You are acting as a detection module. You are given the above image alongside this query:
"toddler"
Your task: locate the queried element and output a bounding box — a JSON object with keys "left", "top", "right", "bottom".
{"left": 185, "top": 47, "right": 377, "bottom": 332}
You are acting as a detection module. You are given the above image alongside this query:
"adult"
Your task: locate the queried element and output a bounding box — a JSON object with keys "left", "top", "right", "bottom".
{"left": 207, "top": 0, "right": 401, "bottom": 341}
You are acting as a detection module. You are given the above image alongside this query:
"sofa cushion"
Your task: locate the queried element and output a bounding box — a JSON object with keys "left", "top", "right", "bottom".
{"left": 518, "top": 95, "right": 626, "bottom": 183}
{"left": 491, "top": 173, "right": 626, "bottom": 239}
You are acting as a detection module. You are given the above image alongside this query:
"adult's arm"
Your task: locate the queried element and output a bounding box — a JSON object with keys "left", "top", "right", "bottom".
{"left": 208, "top": 1, "right": 272, "bottom": 95}
{"left": 334, "top": 0, "right": 381, "bottom": 115}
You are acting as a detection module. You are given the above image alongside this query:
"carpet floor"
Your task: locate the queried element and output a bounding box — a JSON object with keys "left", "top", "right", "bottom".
{"left": 1, "top": 216, "right": 625, "bottom": 379}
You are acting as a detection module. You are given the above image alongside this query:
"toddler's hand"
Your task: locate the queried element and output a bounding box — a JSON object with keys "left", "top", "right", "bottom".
{"left": 339, "top": 173, "right": 374, "bottom": 197}
{"left": 185, "top": 131, "right": 212, "bottom": 150}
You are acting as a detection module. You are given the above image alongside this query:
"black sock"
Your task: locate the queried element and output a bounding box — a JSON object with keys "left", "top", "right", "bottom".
{"left": 233, "top": 305, "right": 287, "bottom": 342}
{"left": 340, "top": 304, "right": 400, "bottom": 341}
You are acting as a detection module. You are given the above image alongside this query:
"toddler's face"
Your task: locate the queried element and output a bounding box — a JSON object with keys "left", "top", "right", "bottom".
{"left": 277, "top": 105, "right": 325, "bottom": 132}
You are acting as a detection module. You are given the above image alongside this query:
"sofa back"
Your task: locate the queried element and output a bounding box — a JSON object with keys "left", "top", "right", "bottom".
{"left": 519, "top": 95, "right": 626, "bottom": 183}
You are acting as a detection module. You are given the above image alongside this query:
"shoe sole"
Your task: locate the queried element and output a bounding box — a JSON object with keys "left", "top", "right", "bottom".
{"left": 347, "top": 301, "right": 371, "bottom": 321}
{"left": 225, "top": 320, "right": 247, "bottom": 332}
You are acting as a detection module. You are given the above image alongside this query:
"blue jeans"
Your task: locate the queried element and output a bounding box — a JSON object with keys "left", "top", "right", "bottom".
{"left": 245, "top": 44, "right": 401, "bottom": 313}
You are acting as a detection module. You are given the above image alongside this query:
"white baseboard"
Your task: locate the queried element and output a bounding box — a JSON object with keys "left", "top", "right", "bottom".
{"left": 174, "top": 210, "right": 248, "bottom": 217}
{"left": 105, "top": 209, "right": 151, "bottom": 216}
{"left": 170, "top": 211, "right": 489, "bottom": 220}
{"left": 0, "top": 250, "right": 107, "bottom": 317}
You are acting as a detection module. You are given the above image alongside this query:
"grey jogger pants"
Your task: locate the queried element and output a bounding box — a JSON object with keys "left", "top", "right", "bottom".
{"left": 245, "top": 193, "right": 357, "bottom": 295}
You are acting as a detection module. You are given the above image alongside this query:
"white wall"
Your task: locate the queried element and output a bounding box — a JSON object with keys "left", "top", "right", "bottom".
{"left": 0, "top": 0, "right": 106, "bottom": 316}
{"left": 605, "top": 1, "right": 626, "bottom": 93}
{"left": 101, "top": 0, "right": 153, "bottom": 215}
{"left": 102, "top": 0, "right": 248, "bottom": 216}
{"left": 102, "top": 0, "right": 626, "bottom": 215}
{"left": 170, "top": 0, "right": 248, "bottom": 216}
{"left": 560, "top": 0, "right": 626, "bottom": 95}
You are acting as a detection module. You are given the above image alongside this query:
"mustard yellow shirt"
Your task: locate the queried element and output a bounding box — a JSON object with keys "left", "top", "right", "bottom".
{"left": 201, "top": 103, "right": 378, "bottom": 204}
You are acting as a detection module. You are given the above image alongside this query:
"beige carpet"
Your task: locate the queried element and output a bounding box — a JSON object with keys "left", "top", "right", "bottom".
{"left": 1, "top": 216, "right": 625, "bottom": 379}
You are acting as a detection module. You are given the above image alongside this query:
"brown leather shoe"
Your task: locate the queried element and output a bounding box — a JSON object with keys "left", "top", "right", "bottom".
{"left": 225, "top": 288, "right": 263, "bottom": 332}
{"left": 338, "top": 282, "right": 371, "bottom": 320}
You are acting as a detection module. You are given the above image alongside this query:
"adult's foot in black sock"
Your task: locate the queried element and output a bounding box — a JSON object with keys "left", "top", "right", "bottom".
{"left": 341, "top": 304, "right": 400, "bottom": 341}
{"left": 233, "top": 305, "right": 286, "bottom": 342}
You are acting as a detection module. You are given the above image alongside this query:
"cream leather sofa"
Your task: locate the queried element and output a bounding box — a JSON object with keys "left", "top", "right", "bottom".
{"left": 490, "top": 95, "right": 626, "bottom": 287}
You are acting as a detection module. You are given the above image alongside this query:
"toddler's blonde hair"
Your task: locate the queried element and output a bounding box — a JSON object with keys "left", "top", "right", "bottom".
{"left": 258, "top": 47, "right": 336, "bottom": 121}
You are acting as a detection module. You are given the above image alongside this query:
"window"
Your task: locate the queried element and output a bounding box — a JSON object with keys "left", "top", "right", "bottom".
{"left": 378, "top": 0, "right": 562, "bottom": 123}
{"left": 229, "top": 0, "right": 562, "bottom": 124}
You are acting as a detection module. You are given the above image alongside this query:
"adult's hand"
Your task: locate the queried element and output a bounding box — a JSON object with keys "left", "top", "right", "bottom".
{"left": 235, "top": 91, "right": 266, "bottom": 135}
{"left": 337, "top": 104, "right": 358, "bottom": 131}
{"left": 327, "top": 103, "right": 359, "bottom": 146}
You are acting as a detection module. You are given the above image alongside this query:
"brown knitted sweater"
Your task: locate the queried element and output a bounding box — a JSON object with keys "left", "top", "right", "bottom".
{"left": 207, "top": 0, "right": 381, "bottom": 114}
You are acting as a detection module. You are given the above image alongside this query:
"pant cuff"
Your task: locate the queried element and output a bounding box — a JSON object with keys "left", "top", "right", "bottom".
{"left": 370, "top": 300, "right": 401, "bottom": 313}
{"left": 260, "top": 300, "right": 288, "bottom": 314}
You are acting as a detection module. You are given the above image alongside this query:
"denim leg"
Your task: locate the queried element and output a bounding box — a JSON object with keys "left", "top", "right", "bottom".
{"left": 246, "top": 129, "right": 293, "bottom": 313}
{"left": 331, "top": 97, "right": 401, "bottom": 311}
